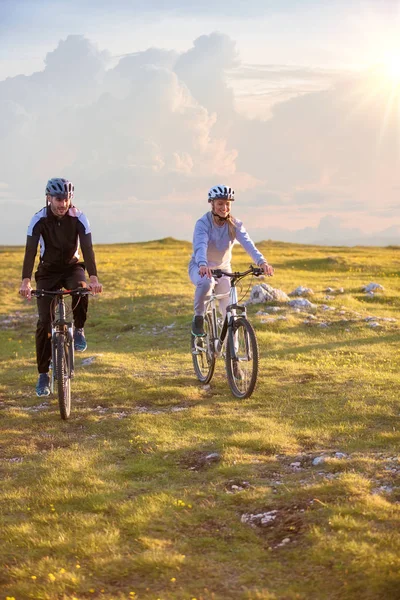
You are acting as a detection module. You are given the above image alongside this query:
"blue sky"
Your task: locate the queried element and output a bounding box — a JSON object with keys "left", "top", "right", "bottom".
{"left": 1, "top": 0, "right": 400, "bottom": 245}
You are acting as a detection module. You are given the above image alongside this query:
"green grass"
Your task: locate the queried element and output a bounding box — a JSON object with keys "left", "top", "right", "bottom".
{"left": 1, "top": 239, "right": 400, "bottom": 600}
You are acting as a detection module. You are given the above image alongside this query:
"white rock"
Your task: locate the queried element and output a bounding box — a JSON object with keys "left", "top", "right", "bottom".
{"left": 205, "top": 453, "right": 220, "bottom": 462}
{"left": 288, "top": 298, "right": 317, "bottom": 311}
{"left": 334, "top": 452, "right": 347, "bottom": 459}
{"left": 248, "top": 285, "right": 268, "bottom": 304}
{"left": 372, "top": 485, "right": 393, "bottom": 495}
{"left": 289, "top": 286, "right": 314, "bottom": 297}
{"left": 277, "top": 537, "right": 291, "bottom": 547}
{"left": 260, "top": 511, "right": 278, "bottom": 525}
{"left": 248, "top": 284, "right": 289, "bottom": 304}
{"left": 241, "top": 510, "right": 278, "bottom": 526}
{"left": 362, "top": 283, "right": 384, "bottom": 292}
{"left": 312, "top": 456, "right": 326, "bottom": 466}
{"left": 82, "top": 356, "right": 97, "bottom": 366}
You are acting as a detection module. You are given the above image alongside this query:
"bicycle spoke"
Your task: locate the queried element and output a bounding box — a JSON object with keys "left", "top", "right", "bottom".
{"left": 226, "top": 317, "right": 259, "bottom": 399}
{"left": 191, "top": 314, "right": 216, "bottom": 384}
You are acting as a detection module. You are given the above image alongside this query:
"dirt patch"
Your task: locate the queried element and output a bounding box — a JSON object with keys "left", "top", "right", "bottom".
{"left": 179, "top": 450, "right": 222, "bottom": 471}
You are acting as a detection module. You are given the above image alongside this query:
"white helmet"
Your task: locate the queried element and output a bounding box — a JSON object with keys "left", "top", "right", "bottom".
{"left": 46, "top": 178, "right": 74, "bottom": 200}
{"left": 208, "top": 185, "right": 235, "bottom": 202}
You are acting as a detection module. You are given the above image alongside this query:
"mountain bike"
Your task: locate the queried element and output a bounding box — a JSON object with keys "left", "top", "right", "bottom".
{"left": 191, "top": 265, "right": 263, "bottom": 399}
{"left": 32, "top": 288, "right": 91, "bottom": 419}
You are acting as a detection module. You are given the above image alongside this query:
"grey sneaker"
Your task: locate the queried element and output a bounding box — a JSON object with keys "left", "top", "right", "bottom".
{"left": 36, "top": 373, "right": 50, "bottom": 397}
{"left": 191, "top": 315, "right": 205, "bottom": 336}
{"left": 74, "top": 328, "right": 87, "bottom": 352}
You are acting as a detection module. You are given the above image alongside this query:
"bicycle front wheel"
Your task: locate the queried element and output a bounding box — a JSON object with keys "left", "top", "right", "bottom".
{"left": 191, "top": 314, "right": 216, "bottom": 384}
{"left": 226, "top": 317, "right": 259, "bottom": 399}
{"left": 55, "top": 333, "right": 72, "bottom": 420}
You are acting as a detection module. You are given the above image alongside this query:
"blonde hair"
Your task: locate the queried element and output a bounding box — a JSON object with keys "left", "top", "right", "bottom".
{"left": 227, "top": 214, "right": 237, "bottom": 241}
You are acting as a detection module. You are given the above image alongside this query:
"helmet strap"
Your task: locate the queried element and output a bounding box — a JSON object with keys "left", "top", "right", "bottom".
{"left": 212, "top": 211, "right": 230, "bottom": 223}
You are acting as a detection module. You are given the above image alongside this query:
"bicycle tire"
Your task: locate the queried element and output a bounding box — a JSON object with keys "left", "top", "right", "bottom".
{"left": 191, "top": 313, "right": 216, "bottom": 384}
{"left": 56, "top": 333, "right": 72, "bottom": 420}
{"left": 226, "top": 317, "right": 259, "bottom": 399}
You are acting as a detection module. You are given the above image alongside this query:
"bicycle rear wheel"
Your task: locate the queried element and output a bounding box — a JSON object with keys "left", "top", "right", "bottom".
{"left": 55, "top": 333, "right": 72, "bottom": 420}
{"left": 191, "top": 314, "right": 216, "bottom": 384}
{"left": 226, "top": 317, "right": 259, "bottom": 399}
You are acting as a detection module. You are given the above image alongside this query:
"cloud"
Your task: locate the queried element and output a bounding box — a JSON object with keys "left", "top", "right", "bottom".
{"left": 0, "top": 34, "right": 241, "bottom": 244}
{"left": 1, "top": 31, "right": 400, "bottom": 248}
{"left": 232, "top": 64, "right": 340, "bottom": 82}
{"left": 253, "top": 215, "right": 400, "bottom": 247}
{"left": 174, "top": 32, "right": 238, "bottom": 121}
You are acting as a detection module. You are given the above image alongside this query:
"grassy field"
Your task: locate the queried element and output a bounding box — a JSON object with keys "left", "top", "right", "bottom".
{"left": 1, "top": 238, "right": 399, "bottom": 600}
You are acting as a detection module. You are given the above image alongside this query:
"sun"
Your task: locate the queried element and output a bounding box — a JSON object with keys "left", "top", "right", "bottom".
{"left": 381, "top": 52, "right": 400, "bottom": 83}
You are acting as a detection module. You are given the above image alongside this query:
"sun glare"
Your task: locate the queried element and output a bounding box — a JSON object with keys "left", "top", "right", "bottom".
{"left": 381, "top": 52, "right": 400, "bottom": 83}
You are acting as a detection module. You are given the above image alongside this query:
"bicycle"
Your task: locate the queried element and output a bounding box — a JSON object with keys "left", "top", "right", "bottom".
{"left": 191, "top": 265, "right": 264, "bottom": 399}
{"left": 31, "top": 287, "right": 92, "bottom": 420}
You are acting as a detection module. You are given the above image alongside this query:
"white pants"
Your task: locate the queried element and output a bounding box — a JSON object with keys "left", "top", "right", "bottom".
{"left": 189, "top": 262, "right": 231, "bottom": 317}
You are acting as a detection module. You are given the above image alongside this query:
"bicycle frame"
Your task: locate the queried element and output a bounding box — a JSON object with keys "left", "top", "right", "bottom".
{"left": 204, "top": 277, "right": 247, "bottom": 358}
{"left": 51, "top": 293, "right": 74, "bottom": 389}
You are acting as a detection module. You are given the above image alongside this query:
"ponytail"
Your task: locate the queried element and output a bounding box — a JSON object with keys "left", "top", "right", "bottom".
{"left": 227, "top": 214, "right": 237, "bottom": 241}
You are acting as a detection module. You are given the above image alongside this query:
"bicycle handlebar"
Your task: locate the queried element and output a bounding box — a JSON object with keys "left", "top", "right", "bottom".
{"left": 211, "top": 265, "right": 264, "bottom": 279}
{"left": 31, "top": 287, "right": 93, "bottom": 298}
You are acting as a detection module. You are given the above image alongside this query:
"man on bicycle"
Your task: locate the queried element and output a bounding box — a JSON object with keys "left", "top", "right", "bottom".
{"left": 19, "top": 178, "right": 103, "bottom": 397}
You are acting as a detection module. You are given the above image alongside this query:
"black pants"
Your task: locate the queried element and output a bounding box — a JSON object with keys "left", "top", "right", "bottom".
{"left": 35, "top": 265, "right": 88, "bottom": 374}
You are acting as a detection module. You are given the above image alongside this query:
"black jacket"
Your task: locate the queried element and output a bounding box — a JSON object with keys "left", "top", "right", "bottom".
{"left": 22, "top": 205, "right": 98, "bottom": 279}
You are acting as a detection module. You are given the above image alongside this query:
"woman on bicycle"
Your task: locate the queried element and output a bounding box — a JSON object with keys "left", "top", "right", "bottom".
{"left": 189, "top": 184, "right": 274, "bottom": 336}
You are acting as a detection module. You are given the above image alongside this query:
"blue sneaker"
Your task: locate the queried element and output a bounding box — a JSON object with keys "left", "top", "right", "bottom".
{"left": 36, "top": 373, "right": 50, "bottom": 397}
{"left": 74, "top": 328, "right": 87, "bottom": 352}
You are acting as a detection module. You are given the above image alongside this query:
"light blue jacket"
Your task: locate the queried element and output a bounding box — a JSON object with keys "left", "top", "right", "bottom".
{"left": 190, "top": 211, "right": 266, "bottom": 270}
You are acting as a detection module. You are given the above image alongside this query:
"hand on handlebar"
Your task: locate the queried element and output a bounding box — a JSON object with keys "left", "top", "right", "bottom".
{"left": 260, "top": 262, "right": 274, "bottom": 277}
{"left": 19, "top": 278, "right": 32, "bottom": 299}
{"left": 199, "top": 265, "right": 214, "bottom": 279}
{"left": 88, "top": 276, "right": 103, "bottom": 294}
